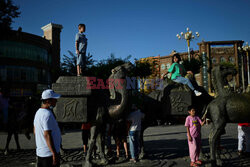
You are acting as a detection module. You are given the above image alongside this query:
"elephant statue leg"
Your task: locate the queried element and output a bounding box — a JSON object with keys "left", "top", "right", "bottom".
{"left": 209, "top": 121, "right": 225, "bottom": 167}
{"left": 199, "top": 138, "right": 208, "bottom": 161}
{"left": 215, "top": 127, "right": 225, "bottom": 166}
{"left": 96, "top": 130, "right": 108, "bottom": 165}
{"left": 84, "top": 125, "right": 98, "bottom": 167}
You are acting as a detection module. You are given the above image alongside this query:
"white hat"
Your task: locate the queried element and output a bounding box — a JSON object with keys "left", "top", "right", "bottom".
{"left": 41, "top": 89, "right": 61, "bottom": 100}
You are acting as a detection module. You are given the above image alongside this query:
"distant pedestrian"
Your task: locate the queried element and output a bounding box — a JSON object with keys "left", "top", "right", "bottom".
{"left": 34, "top": 89, "right": 61, "bottom": 167}
{"left": 162, "top": 53, "right": 202, "bottom": 96}
{"left": 185, "top": 105, "right": 205, "bottom": 167}
{"left": 81, "top": 122, "right": 91, "bottom": 156}
{"left": 0, "top": 88, "right": 9, "bottom": 130}
{"left": 4, "top": 101, "right": 21, "bottom": 155}
{"left": 238, "top": 123, "right": 250, "bottom": 156}
{"left": 127, "top": 104, "right": 145, "bottom": 163}
{"left": 75, "top": 23, "right": 88, "bottom": 76}
{"left": 113, "top": 119, "right": 129, "bottom": 160}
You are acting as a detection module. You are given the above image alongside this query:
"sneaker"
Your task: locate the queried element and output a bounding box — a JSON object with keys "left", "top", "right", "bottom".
{"left": 130, "top": 158, "right": 137, "bottom": 163}
{"left": 194, "top": 90, "right": 202, "bottom": 96}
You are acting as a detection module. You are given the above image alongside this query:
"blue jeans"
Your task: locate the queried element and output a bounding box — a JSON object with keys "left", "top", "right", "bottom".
{"left": 129, "top": 131, "right": 140, "bottom": 159}
{"left": 173, "top": 76, "right": 195, "bottom": 91}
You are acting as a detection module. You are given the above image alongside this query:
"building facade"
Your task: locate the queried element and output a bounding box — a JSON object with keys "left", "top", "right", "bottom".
{"left": 0, "top": 23, "right": 63, "bottom": 96}
{"left": 140, "top": 40, "right": 248, "bottom": 94}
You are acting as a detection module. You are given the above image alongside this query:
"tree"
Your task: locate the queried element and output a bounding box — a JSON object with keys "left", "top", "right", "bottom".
{"left": 134, "top": 59, "right": 156, "bottom": 94}
{"left": 0, "top": 0, "right": 20, "bottom": 31}
{"left": 60, "top": 51, "right": 94, "bottom": 76}
{"left": 133, "top": 59, "right": 152, "bottom": 78}
{"left": 88, "top": 53, "right": 131, "bottom": 79}
{"left": 182, "top": 56, "right": 203, "bottom": 74}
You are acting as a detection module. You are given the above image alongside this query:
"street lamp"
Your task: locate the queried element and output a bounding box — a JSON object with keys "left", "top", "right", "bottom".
{"left": 238, "top": 42, "right": 250, "bottom": 90}
{"left": 176, "top": 27, "right": 200, "bottom": 61}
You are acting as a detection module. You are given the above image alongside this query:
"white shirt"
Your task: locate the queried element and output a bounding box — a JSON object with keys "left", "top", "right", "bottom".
{"left": 127, "top": 110, "right": 145, "bottom": 131}
{"left": 34, "top": 108, "right": 61, "bottom": 157}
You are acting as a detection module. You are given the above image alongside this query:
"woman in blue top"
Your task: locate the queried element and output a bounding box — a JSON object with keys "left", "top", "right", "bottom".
{"left": 162, "top": 53, "right": 202, "bottom": 96}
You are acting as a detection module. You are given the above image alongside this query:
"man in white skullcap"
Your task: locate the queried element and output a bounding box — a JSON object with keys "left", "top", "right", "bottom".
{"left": 33, "top": 89, "right": 61, "bottom": 167}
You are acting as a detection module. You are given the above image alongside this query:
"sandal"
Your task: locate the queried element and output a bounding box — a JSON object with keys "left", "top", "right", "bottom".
{"left": 190, "top": 162, "right": 199, "bottom": 167}
{"left": 195, "top": 160, "right": 202, "bottom": 165}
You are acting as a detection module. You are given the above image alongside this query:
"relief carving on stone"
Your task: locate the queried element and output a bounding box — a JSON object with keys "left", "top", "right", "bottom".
{"left": 170, "top": 94, "right": 189, "bottom": 113}
{"left": 63, "top": 99, "right": 83, "bottom": 120}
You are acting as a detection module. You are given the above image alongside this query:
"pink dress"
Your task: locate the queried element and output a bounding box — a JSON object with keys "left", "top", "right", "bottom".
{"left": 185, "top": 115, "right": 202, "bottom": 162}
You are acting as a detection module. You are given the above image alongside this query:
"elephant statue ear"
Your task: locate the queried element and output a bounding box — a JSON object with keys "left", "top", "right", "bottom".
{"left": 109, "top": 75, "right": 116, "bottom": 100}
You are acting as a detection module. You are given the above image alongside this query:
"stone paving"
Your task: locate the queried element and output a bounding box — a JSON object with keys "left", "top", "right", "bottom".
{"left": 0, "top": 123, "right": 250, "bottom": 167}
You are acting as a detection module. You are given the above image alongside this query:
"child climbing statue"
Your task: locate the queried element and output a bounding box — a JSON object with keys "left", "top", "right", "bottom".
{"left": 162, "top": 53, "right": 202, "bottom": 96}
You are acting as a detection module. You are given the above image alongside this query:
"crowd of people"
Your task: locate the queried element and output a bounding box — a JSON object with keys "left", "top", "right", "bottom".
{"left": 31, "top": 89, "right": 145, "bottom": 167}
{"left": 1, "top": 88, "right": 250, "bottom": 167}
{"left": 80, "top": 105, "right": 145, "bottom": 164}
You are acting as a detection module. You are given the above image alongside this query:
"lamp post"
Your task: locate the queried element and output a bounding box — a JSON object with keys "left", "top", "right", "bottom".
{"left": 238, "top": 42, "right": 250, "bottom": 91}
{"left": 176, "top": 27, "right": 200, "bottom": 61}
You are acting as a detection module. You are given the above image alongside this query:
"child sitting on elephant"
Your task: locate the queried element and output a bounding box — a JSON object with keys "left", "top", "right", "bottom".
{"left": 162, "top": 53, "right": 202, "bottom": 96}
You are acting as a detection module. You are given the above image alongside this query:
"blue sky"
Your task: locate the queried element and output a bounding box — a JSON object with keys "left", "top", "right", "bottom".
{"left": 12, "top": 0, "right": 250, "bottom": 62}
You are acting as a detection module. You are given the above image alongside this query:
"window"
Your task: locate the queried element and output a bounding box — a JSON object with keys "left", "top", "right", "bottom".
{"left": 166, "top": 63, "right": 171, "bottom": 69}
{"left": 21, "top": 69, "right": 26, "bottom": 80}
{"left": 7, "top": 68, "right": 13, "bottom": 81}
{"left": 0, "top": 40, "right": 49, "bottom": 63}
{"left": 161, "top": 64, "right": 165, "bottom": 70}
{"left": 220, "top": 57, "right": 226, "bottom": 63}
{"left": 229, "top": 57, "right": 235, "bottom": 63}
{"left": 2, "top": 65, "right": 41, "bottom": 82}
{"left": 212, "top": 57, "right": 217, "bottom": 64}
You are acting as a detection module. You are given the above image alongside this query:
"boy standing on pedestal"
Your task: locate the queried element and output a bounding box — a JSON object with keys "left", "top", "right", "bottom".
{"left": 75, "top": 24, "right": 88, "bottom": 76}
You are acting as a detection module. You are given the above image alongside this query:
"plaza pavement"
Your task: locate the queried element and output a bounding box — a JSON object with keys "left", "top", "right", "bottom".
{"left": 0, "top": 123, "right": 250, "bottom": 167}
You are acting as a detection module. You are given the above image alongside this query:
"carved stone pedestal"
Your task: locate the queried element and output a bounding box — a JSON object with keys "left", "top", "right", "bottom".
{"left": 52, "top": 76, "right": 91, "bottom": 123}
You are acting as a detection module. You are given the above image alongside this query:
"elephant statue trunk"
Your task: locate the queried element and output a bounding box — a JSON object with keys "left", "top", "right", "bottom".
{"left": 108, "top": 76, "right": 128, "bottom": 119}
{"left": 108, "top": 63, "right": 132, "bottom": 119}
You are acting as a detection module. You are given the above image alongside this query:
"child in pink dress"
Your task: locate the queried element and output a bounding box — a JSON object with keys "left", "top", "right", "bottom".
{"left": 185, "top": 105, "right": 205, "bottom": 167}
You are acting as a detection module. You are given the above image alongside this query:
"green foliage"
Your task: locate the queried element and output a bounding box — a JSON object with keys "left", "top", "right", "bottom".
{"left": 220, "top": 62, "right": 237, "bottom": 70}
{"left": 87, "top": 53, "right": 131, "bottom": 79}
{"left": 60, "top": 51, "right": 153, "bottom": 82}
{"left": 0, "top": 0, "right": 20, "bottom": 31}
{"left": 133, "top": 59, "right": 152, "bottom": 78}
{"left": 182, "top": 56, "right": 203, "bottom": 74}
{"left": 60, "top": 51, "right": 94, "bottom": 76}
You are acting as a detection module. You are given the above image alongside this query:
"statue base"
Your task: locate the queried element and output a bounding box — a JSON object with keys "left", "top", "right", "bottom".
{"left": 52, "top": 76, "right": 91, "bottom": 123}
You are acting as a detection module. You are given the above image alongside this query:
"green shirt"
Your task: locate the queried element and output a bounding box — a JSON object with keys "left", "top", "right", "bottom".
{"left": 168, "top": 62, "right": 186, "bottom": 80}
